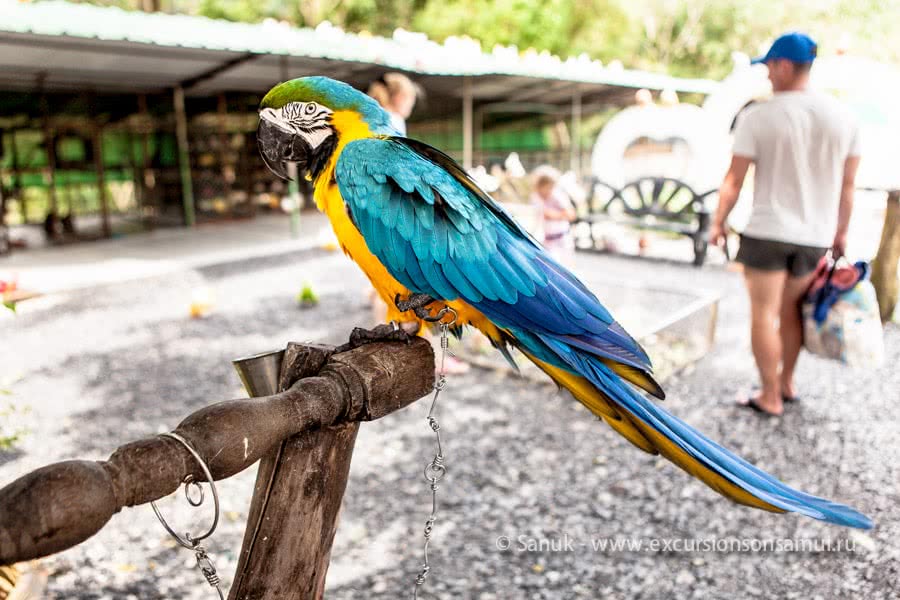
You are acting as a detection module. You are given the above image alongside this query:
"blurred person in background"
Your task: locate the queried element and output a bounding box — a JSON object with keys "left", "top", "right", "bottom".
{"left": 709, "top": 32, "right": 861, "bottom": 416}
{"left": 367, "top": 72, "right": 422, "bottom": 136}
{"left": 531, "top": 166, "right": 576, "bottom": 264}
{"left": 634, "top": 88, "right": 654, "bottom": 107}
{"left": 659, "top": 88, "right": 679, "bottom": 106}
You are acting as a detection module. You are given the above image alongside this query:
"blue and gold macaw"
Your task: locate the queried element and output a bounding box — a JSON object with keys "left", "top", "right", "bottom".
{"left": 257, "top": 76, "right": 871, "bottom": 529}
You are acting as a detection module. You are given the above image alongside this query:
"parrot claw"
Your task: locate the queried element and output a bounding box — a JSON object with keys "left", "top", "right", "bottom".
{"left": 394, "top": 293, "right": 437, "bottom": 320}
{"left": 337, "top": 321, "right": 420, "bottom": 353}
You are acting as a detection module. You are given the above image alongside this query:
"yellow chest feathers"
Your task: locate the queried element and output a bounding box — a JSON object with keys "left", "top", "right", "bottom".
{"left": 311, "top": 110, "right": 371, "bottom": 256}
{"left": 310, "top": 111, "right": 408, "bottom": 304}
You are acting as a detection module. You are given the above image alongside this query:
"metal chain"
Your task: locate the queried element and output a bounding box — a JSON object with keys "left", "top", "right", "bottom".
{"left": 150, "top": 432, "right": 226, "bottom": 600}
{"left": 413, "top": 308, "right": 457, "bottom": 599}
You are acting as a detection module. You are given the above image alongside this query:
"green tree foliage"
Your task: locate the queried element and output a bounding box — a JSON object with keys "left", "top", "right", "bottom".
{"left": 411, "top": 0, "right": 634, "bottom": 62}
{"left": 69, "top": 0, "right": 900, "bottom": 78}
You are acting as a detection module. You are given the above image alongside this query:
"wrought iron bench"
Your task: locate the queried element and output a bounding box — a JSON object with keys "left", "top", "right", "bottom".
{"left": 574, "top": 177, "right": 718, "bottom": 266}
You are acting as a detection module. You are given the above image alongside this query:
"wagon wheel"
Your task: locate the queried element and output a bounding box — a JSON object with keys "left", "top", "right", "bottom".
{"left": 618, "top": 177, "right": 701, "bottom": 219}
{"left": 576, "top": 178, "right": 622, "bottom": 250}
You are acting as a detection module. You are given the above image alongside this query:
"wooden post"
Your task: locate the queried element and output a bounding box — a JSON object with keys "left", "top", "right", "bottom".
{"left": 570, "top": 87, "right": 582, "bottom": 175}
{"left": 217, "top": 93, "right": 234, "bottom": 216}
{"left": 871, "top": 190, "right": 900, "bottom": 322}
{"left": 0, "top": 165, "right": 6, "bottom": 255}
{"left": 229, "top": 343, "right": 356, "bottom": 599}
{"left": 40, "top": 96, "right": 58, "bottom": 218}
{"left": 173, "top": 85, "right": 196, "bottom": 227}
{"left": 462, "top": 76, "right": 473, "bottom": 170}
{"left": 93, "top": 123, "right": 111, "bottom": 238}
{"left": 137, "top": 94, "right": 154, "bottom": 229}
{"left": 9, "top": 130, "right": 23, "bottom": 224}
{"left": 279, "top": 54, "right": 289, "bottom": 83}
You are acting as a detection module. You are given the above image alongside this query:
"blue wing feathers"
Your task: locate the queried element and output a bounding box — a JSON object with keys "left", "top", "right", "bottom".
{"left": 490, "top": 251, "right": 536, "bottom": 297}
{"left": 431, "top": 216, "right": 449, "bottom": 263}
{"left": 380, "top": 188, "right": 399, "bottom": 229}
{"left": 414, "top": 201, "right": 434, "bottom": 230}
{"left": 416, "top": 182, "right": 435, "bottom": 203}
{"left": 442, "top": 259, "right": 483, "bottom": 302}
{"left": 396, "top": 196, "right": 416, "bottom": 240}
{"left": 420, "top": 253, "right": 457, "bottom": 300}
{"left": 389, "top": 226, "right": 407, "bottom": 272}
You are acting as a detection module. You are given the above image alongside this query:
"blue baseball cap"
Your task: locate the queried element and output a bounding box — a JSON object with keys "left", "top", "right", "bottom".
{"left": 752, "top": 32, "right": 817, "bottom": 65}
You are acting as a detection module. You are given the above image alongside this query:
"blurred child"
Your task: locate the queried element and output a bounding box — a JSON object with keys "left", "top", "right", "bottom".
{"left": 531, "top": 166, "right": 576, "bottom": 263}
{"left": 367, "top": 73, "right": 422, "bottom": 136}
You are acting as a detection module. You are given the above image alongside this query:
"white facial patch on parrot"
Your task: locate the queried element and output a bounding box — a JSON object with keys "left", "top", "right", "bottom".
{"left": 259, "top": 102, "right": 334, "bottom": 150}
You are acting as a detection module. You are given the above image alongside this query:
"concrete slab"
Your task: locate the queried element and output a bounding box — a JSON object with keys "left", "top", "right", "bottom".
{"left": 0, "top": 213, "right": 331, "bottom": 294}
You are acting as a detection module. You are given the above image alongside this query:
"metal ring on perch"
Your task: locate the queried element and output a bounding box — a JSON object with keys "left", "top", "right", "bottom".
{"left": 184, "top": 477, "right": 205, "bottom": 507}
{"left": 150, "top": 431, "right": 221, "bottom": 550}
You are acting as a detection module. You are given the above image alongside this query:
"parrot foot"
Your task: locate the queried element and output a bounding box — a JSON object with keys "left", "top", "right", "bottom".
{"left": 337, "top": 321, "right": 420, "bottom": 353}
{"left": 394, "top": 293, "right": 437, "bottom": 320}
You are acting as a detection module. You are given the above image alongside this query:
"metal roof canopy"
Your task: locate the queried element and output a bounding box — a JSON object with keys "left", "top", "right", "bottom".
{"left": 0, "top": 0, "right": 718, "bottom": 121}
{"left": 0, "top": 33, "right": 692, "bottom": 121}
{"left": 0, "top": 0, "right": 722, "bottom": 183}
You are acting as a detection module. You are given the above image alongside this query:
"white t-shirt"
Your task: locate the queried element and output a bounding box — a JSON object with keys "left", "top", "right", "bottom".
{"left": 732, "top": 90, "right": 861, "bottom": 247}
{"left": 388, "top": 111, "right": 407, "bottom": 136}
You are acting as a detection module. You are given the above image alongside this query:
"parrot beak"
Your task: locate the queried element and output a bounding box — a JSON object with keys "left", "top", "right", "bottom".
{"left": 257, "top": 117, "right": 310, "bottom": 181}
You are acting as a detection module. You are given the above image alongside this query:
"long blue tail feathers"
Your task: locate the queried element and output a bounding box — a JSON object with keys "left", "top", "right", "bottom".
{"left": 551, "top": 338, "right": 873, "bottom": 530}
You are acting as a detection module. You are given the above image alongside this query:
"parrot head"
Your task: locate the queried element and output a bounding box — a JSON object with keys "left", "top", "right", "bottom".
{"left": 257, "top": 76, "right": 395, "bottom": 180}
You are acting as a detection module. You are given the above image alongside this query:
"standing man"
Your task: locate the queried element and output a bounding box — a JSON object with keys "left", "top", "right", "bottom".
{"left": 709, "top": 32, "right": 861, "bottom": 416}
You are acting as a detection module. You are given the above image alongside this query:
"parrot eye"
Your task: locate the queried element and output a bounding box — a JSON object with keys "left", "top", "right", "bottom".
{"left": 304, "top": 102, "right": 318, "bottom": 115}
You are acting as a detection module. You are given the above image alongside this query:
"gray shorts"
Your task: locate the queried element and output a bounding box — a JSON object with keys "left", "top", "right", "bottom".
{"left": 736, "top": 235, "right": 827, "bottom": 277}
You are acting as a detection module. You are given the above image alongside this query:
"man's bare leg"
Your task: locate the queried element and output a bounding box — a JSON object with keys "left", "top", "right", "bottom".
{"left": 779, "top": 270, "right": 818, "bottom": 399}
{"left": 744, "top": 267, "right": 788, "bottom": 415}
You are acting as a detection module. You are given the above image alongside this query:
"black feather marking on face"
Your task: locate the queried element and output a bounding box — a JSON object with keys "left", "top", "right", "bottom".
{"left": 308, "top": 131, "right": 338, "bottom": 181}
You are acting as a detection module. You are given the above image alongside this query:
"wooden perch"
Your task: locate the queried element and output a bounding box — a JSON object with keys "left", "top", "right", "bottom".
{"left": 0, "top": 338, "right": 434, "bottom": 567}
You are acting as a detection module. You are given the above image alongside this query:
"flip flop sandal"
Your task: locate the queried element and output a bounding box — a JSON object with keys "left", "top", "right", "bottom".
{"left": 782, "top": 395, "right": 800, "bottom": 403}
{"left": 737, "top": 397, "right": 780, "bottom": 417}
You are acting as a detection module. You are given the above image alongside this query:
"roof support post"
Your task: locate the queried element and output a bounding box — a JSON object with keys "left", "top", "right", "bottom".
{"left": 173, "top": 85, "right": 196, "bottom": 227}
{"left": 570, "top": 86, "right": 582, "bottom": 175}
{"left": 0, "top": 158, "right": 5, "bottom": 245}
{"left": 136, "top": 94, "right": 154, "bottom": 228}
{"left": 216, "top": 93, "right": 233, "bottom": 216}
{"left": 462, "top": 76, "right": 473, "bottom": 170}
{"left": 92, "top": 122, "right": 111, "bottom": 238}
{"left": 279, "top": 54, "right": 289, "bottom": 83}
{"left": 9, "top": 131, "right": 24, "bottom": 224}
{"left": 39, "top": 88, "right": 58, "bottom": 219}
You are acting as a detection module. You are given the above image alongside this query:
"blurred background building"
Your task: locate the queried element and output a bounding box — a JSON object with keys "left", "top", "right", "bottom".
{"left": 1, "top": 0, "right": 898, "bottom": 252}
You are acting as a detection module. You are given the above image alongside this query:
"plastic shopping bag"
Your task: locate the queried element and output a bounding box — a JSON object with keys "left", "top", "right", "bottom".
{"left": 802, "top": 258, "right": 884, "bottom": 368}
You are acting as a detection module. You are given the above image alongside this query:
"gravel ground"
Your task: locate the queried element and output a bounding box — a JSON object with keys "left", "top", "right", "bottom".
{"left": 1, "top": 247, "right": 898, "bottom": 599}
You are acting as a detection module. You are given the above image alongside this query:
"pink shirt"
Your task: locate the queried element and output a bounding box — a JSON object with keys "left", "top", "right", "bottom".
{"left": 531, "top": 188, "right": 574, "bottom": 240}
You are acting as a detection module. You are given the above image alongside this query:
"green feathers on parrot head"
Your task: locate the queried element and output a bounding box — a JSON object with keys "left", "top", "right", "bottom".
{"left": 257, "top": 76, "right": 396, "bottom": 181}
